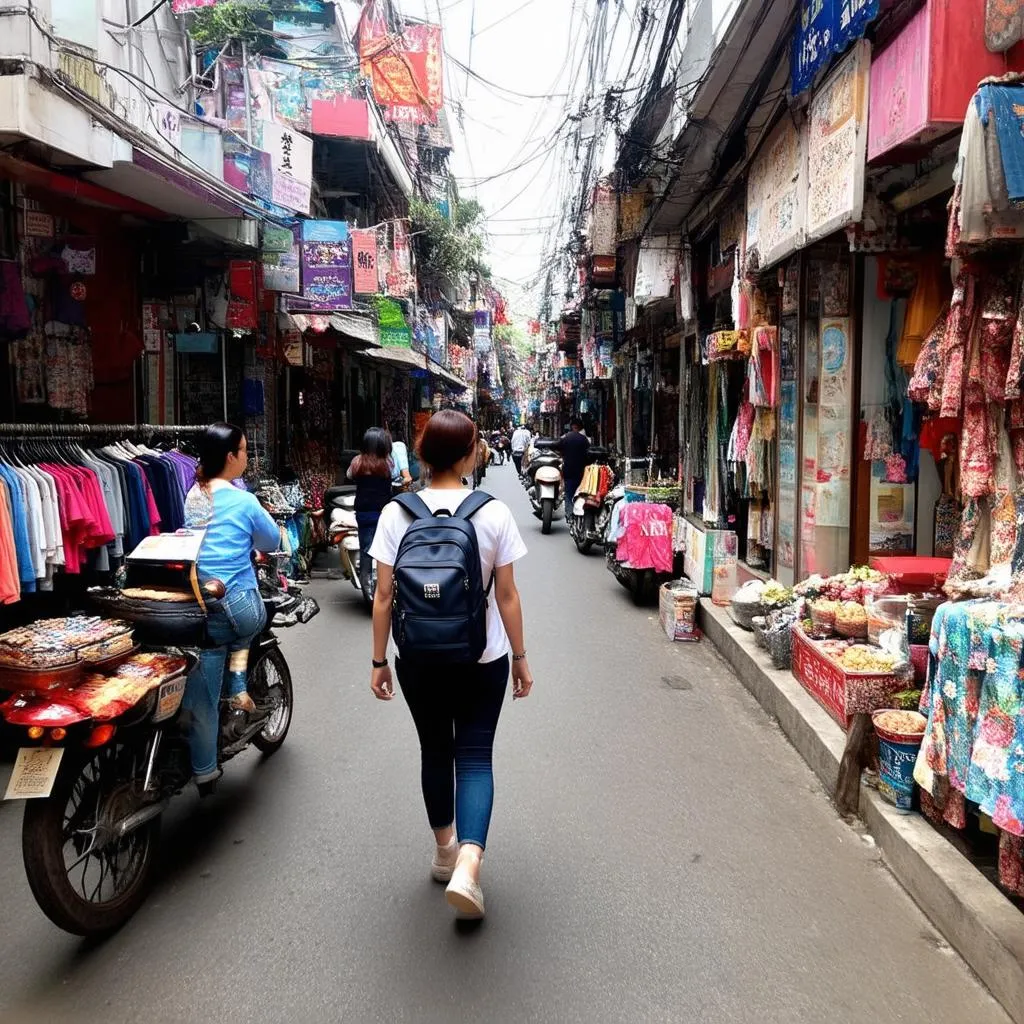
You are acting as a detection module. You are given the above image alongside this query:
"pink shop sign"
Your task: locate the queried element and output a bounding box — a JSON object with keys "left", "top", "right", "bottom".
{"left": 867, "top": 4, "right": 929, "bottom": 160}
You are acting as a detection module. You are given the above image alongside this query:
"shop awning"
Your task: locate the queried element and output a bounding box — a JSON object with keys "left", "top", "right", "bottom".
{"left": 426, "top": 360, "right": 469, "bottom": 390}
{"left": 363, "top": 346, "right": 426, "bottom": 371}
{"left": 284, "top": 311, "right": 381, "bottom": 346}
{"left": 84, "top": 143, "right": 266, "bottom": 233}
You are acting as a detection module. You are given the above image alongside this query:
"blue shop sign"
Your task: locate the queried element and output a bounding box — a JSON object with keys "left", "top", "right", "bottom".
{"left": 792, "top": 0, "right": 879, "bottom": 95}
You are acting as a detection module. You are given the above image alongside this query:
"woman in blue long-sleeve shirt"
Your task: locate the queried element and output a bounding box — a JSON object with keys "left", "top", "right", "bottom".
{"left": 182, "top": 423, "right": 282, "bottom": 793}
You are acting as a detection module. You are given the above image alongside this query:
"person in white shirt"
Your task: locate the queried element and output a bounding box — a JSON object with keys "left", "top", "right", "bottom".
{"left": 510, "top": 423, "right": 532, "bottom": 476}
{"left": 368, "top": 410, "right": 533, "bottom": 920}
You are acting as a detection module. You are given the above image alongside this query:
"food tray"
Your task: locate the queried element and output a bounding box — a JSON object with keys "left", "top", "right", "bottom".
{"left": 0, "top": 660, "right": 84, "bottom": 694}
{"left": 85, "top": 644, "right": 142, "bottom": 672}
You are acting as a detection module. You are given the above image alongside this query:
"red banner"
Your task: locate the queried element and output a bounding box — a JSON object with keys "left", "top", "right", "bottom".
{"left": 358, "top": 12, "right": 443, "bottom": 125}
{"left": 171, "top": 0, "right": 219, "bottom": 11}
{"left": 351, "top": 229, "right": 379, "bottom": 294}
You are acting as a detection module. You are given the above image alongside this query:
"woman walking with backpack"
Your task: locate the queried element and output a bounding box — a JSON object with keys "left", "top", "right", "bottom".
{"left": 347, "top": 427, "right": 393, "bottom": 602}
{"left": 368, "top": 410, "right": 533, "bottom": 920}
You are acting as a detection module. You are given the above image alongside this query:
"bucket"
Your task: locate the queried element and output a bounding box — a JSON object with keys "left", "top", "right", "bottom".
{"left": 873, "top": 710, "right": 927, "bottom": 811}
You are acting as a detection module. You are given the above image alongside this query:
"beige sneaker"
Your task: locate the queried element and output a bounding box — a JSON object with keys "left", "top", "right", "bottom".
{"left": 445, "top": 871, "right": 485, "bottom": 919}
{"left": 431, "top": 837, "right": 459, "bottom": 883}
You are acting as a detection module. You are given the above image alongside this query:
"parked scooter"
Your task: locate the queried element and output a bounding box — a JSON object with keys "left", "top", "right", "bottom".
{"left": 568, "top": 447, "right": 617, "bottom": 554}
{"left": 524, "top": 440, "right": 564, "bottom": 534}
{"left": 325, "top": 485, "right": 375, "bottom": 609}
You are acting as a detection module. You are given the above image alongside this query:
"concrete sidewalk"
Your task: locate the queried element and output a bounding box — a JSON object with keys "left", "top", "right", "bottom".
{"left": 699, "top": 599, "right": 1024, "bottom": 1024}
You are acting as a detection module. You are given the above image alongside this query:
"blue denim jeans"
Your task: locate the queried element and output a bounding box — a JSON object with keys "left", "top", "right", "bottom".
{"left": 396, "top": 655, "right": 509, "bottom": 849}
{"left": 182, "top": 585, "right": 267, "bottom": 779}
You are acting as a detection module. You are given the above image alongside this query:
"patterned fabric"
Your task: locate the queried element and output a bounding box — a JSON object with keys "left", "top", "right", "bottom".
{"left": 940, "top": 274, "right": 976, "bottom": 419}
{"left": 987, "top": 0, "right": 1024, "bottom": 53}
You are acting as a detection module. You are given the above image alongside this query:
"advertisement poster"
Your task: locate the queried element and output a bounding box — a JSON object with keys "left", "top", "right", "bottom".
{"left": 351, "top": 229, "right": 379, "bottom": 294}
{"left": 806, "top": 41, "right": 870, "bottom": 243}
{"left": 292, "top": 221, "right": 352, "bottom": 311}
{"left": 261, "top": 223, "right": 301, "bottom": 294}
{"left": 819, "top": 319, "right": 850, "bottom": 408}
{"left": 791, "top": 0, "right": 879, "bottom": 96}
{"left": 870, "top": 475, "right": 917, "bottom": 552}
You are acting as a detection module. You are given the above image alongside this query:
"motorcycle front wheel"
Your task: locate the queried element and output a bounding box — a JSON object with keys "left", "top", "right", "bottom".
{"left": 541, "top": 497, "right": 554, "bottom": 534}
{"left": 22, "top": 741, "right": 159, "bottom": 936}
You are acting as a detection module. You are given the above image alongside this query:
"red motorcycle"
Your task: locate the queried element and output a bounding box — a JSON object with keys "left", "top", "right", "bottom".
{"left": 0, "top": 550, "right": 313, "bottom": 936}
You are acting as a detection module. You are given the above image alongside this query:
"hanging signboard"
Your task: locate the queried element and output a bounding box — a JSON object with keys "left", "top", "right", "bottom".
{"left": 292, "top": 221, "right": 352, "bottom": 311}
{"left": 172, "top": 0, "right": 219, "bottom": 11}
{"left": 261, "top": 223, "right": 301, "bottom": 294}
{"left": 746, "top": 116, "right": 807, "bottom": 270}
{"left": 589, "top": 185, "right": 617, "bottom": 256}
{"left": 806, "top": 40, "right": 870, "bottom": 244}
{"left": 351, "top": 229, "right": 379, "bottom": 294}
{"left": 791, "top": 0, "right": 880, "bottom": 96}
{"left": 258, "top": 121, "right": 313, "bottom": 215}
{"left": 359, "top": 16, "right": 444, "bottom": 125}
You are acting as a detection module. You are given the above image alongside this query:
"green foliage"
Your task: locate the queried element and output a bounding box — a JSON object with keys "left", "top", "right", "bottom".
{"left": 493, "top": 322, "right": 530, "bottom": 357}
{"left": 184, "top": 0, "right": 273, "bottom": 50}
{"left": 410, "top": 196, "right": 490, "bottom": 287}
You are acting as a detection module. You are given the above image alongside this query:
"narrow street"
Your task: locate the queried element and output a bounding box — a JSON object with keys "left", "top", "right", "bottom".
{"left": 0, "top": 466, "right": 1007, "bottom": 1024}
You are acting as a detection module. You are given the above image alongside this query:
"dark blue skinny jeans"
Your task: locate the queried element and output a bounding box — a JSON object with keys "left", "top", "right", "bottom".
{"left": 396, "top": 655, "right": 509, "bottom": 849}
{"left": 182, "top": 585, "right": 266, "bottom": 780}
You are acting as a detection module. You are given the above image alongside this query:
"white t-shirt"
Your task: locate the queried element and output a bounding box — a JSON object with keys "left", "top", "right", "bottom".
{"left": 368, "top": 488, "right": 528, "bottom": 663}
{"left": 511, "top": 428, "right": 531, "bottom": 453}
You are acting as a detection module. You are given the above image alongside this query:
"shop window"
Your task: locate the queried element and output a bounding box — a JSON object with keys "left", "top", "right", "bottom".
{"left": 51, "top": 0, "right": 99, "bottom": 50}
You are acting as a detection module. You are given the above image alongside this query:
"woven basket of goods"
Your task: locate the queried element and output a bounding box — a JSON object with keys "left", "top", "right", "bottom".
{"left": 834, "top": 602, "right": 868, "bottom": 639}
{"left": 810, "top": 600, "right": 839, "bottom": 636}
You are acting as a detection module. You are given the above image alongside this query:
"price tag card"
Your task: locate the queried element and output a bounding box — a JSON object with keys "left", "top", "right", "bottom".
{"left": 4, "top": 747, "right": 64, "bottom": 800}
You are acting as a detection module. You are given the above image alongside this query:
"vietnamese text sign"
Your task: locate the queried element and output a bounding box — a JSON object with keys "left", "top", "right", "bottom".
{"left": 262, "top": 223, "right": 301, "bottom": 294}
{"left": 806, "top": 40, "right": 870, "bottom": 243}
{"left": 792, "top": 0, "right": 880, "bottom": 96}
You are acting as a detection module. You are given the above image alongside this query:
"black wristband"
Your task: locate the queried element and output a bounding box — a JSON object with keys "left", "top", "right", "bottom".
{"left": 372, "top": 658, "right": 389, "bottom": 669}
{"left": 512, "top": 652, "right": 527, "bottom": 661}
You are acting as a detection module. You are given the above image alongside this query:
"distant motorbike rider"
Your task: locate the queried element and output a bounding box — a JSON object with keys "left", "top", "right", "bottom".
{"left": 554, "top": 418, "right": 591, "bottom": 518}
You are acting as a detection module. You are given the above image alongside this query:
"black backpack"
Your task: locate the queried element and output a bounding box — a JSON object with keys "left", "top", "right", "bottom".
{"left": 390, "top": 491, "right": 494, "bottom": 663}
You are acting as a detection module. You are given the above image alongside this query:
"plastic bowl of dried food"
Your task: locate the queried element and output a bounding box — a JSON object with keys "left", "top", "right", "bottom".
{"left": 872, "top": 709, "right": 927, "bottom": 811}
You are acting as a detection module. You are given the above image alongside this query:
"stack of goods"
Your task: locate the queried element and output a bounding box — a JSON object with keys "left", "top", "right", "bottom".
{"left": 0, "top": 616, "right": 134, "bottom": 674}
{"left": 788, "top": 567, "right": 915, "bottom": 727}
{"left": 578, "top": 463, "right": 613, "bottom": 504}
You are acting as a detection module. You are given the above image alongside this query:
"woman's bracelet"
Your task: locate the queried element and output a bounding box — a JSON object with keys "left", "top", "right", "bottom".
{"left": 512, "top": 652, "right": 527, "bottom": 662}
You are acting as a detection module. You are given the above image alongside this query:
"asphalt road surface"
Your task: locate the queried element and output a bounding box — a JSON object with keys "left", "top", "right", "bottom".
{"left": 0, "top": 466, "right": 1011, "bottom": 1024}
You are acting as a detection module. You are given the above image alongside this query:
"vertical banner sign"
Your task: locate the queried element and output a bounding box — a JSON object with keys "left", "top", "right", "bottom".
{"left": 297, "top": 221, "right": 352, "bottom": 310}
{"left": 589, "top": 185, "right": 617, "bottom": 256}
{"left": 358, "top": 13, "right": 444, "bottom": 124}
{"left": 806, "top": 40, "right": 870, "bottom": 243}
{"left": 258, "top": 121, "right": 313, "bottom": 215}
{"left": 227, "top": 261, "right": 259, "bottom": 330}
{"left": 746, "top": 117, "right": 807, "bottom": 269}
{"left": 351, "top": 229, "right": 379, "bottom": 294}
{"left": 792, "top": 0, "right": 880, "bottom": 96}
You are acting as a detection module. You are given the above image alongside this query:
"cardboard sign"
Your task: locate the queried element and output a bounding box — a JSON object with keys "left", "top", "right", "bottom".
{"left": 24, "top": 211, "right": 54, "bottom": 238}
{"left": 4, "top": 747, "right": 64, "bottom": 800}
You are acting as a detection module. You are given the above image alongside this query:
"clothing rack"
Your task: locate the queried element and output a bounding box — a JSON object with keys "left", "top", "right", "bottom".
{"left": 0, "top": 424, "right": 207, "bottom": 437}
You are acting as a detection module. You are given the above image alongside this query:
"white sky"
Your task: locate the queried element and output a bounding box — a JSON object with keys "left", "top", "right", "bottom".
{"left": 394, "top": 0, "right": 644, "bottom": 320}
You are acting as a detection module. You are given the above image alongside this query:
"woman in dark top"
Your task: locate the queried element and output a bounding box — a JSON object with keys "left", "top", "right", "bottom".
{"left": 347, "top": 427, "right": 394, "bottom": 597}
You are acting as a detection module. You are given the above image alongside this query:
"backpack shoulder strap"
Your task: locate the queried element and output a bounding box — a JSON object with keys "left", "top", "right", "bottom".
{"left": 453, "top": 491, "right": 494, "bottom": 521}
{"left": 393, "top": 491, "right": 433, "bottom": 521}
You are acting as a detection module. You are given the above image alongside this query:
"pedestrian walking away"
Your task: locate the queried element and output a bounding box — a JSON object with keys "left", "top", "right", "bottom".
{"left": 347, "top": 428, "right": 393, "bottom": 601}
{"left": 510, "top": 423, "right": 531, "bottom": 476}
{"left": 555, "top": 418, "right": 591, "bottom": 519}
{"left": 368, "top": 409, "right": 533, "bottom": 921}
